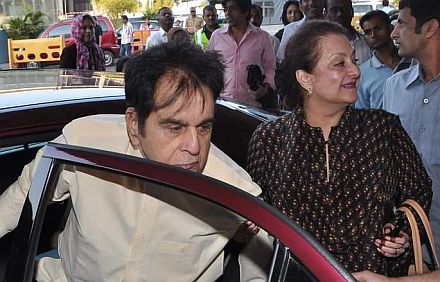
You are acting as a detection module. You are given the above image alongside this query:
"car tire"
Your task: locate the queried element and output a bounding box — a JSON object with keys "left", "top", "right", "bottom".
{"left": 104, "top": 51, "right": 114, "bottom": 67}
{"left": 27, "top": 61, "right": 41, "bottom": 69}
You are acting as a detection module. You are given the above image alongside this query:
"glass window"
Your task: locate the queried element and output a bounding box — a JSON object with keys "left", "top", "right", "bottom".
{"left": 98, "top": 20, "right": 108, "bottom": 32}
{"left": 48, "top": 24, "right": 71, "bottom": 38}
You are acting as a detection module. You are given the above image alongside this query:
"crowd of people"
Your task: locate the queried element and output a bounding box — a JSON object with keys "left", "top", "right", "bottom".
{"left": 2, "top": 0, "right": 440, "bottom": 280}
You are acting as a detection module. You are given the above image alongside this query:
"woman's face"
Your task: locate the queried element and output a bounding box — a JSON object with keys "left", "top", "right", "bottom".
{"left": 286, "top": 4, "right": 301, "bottom": 23}
{"left": 304, "top": 34, "right": 360, "bottom": 107}
{"left": 82, "top": 18, "right": 94, "bottom": 43}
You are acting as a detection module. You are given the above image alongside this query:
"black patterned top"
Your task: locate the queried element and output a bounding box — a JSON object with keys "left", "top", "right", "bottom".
{"left": 247, "top": 106, "right": 432, "bottom": 276}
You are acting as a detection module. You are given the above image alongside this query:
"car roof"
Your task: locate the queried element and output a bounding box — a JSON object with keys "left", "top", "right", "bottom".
{"left": 0, "top": 69, "right": 124, "bottom": 110}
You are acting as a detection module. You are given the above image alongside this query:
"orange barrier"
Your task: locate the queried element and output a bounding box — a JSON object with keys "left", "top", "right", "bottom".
{"left": 8, "top": 36, "right": 65, "bottom": 68}
{"left": 132, "top": 30, "right": 150, "bottom": 51}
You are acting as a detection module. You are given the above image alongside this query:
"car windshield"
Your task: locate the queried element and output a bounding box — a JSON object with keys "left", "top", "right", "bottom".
{"left": 353, "top": 4, "right": 373, "bottom": 13}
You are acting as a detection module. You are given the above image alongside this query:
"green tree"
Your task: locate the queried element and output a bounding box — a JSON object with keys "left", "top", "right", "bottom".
{"left": 152, "top": 0, "right": 173, "bottom": 12}
{"left": 94, "top": 0, "right": 138, "bottom": 19}
{"left": 1, "top": 11, "right": 46, "bottom": 39}
{"left": 143, "top": 8, "right": 157, "bottom": 20}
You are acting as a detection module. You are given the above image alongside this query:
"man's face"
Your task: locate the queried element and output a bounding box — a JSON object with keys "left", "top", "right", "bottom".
{"left": 122, "top": 17, "right": 128, "bottom": 24}
{"left": 250, "top": 8, "right": 263, "bottom": 28}
{"left": 158, "top": 8, "right": 174, "bottom": 31}
{"left": 325, "top": 0, "right": 353, "bottom": 28}
{"left": 203, "top": 10, "right": 218, "bottom": 27}
{"left": 224, "top": 0, "right": 248, "bottom": 27}
{"left": 299, "top": 0, "right": 324, "bottom": 20}
{"left": 391, "top": 8, "right": 423, "bottom": 58}
{"left": 362, "top": 16, "right": 394, "bottom": 50}
{"left": 126, "top": 75, "right": 215, "bottom": 173}
{"left": 191, "top": 9, "right": 196, "bottom": 17}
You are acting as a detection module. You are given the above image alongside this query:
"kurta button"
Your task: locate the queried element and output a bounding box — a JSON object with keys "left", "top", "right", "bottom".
{"left": 423, "top": 98, "right": 429, "bottom": 104}
{"left": 420, "top": 126, "right": 425, "bottom": 132}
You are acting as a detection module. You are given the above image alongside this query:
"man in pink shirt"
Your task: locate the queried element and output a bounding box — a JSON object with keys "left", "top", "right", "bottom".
{"left": 208, "top": 0, "right": 276, "bottom": 108}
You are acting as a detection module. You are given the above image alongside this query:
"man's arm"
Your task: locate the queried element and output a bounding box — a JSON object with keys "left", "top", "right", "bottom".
{"left": 353, "top": 270, "right": 440, "bottom": 282}
{"left": 239, "top": 229, "right": 273, "bottom": 281}
{"left": 261, "top": 32, "right": 276, "bottom": 89}
{"left": 0, "top": 136, "right": 70, "bottom": 238}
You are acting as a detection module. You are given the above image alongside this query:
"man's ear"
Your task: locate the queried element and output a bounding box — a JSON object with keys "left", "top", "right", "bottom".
{"left": 424, "top": 18, "right": 440, "bottom": 39}
{"left": 125, "top": 107, "right": 141, "bottom": 147}
{"left": 295, "top": 69, "right": 314, "bottom": 93}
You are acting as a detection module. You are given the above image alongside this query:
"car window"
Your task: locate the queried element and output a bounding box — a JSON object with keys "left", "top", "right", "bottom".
{"left": 48, "top": 24, "right": 71, "bottom": 38}
{"left": 98, "top": 20, "right": 108, "bottom": 32}
{"left": 353, "top": 4, "right": 373, "bottom": 13}
{"left": 4, "top": 144, "right": 352, "bottom": 281}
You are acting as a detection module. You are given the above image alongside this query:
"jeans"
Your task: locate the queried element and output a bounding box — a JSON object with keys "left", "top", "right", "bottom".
{"left": 120, "top": 43, "right": 132, "bottom": 57}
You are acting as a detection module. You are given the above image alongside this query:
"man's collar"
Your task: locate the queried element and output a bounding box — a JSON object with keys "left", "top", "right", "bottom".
{"left": 223, "top": 23, "right": 257, "bottom": 34}
{"left": 203, "top": 23, "right": 220, "bottom": 33}
{"left": 159, "top": 28, "right": 168, "bottom": 36}
{"left": 370, "top": 51, "right": 385, "bottom": 68}
{"left": 404, "top": 64, "right": 424, "bottom": 88}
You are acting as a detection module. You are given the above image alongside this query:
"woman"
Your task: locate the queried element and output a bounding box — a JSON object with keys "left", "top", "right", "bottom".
{"left": 247, "top": 21, "right": 432, "bottom": 276}
{"left": 60, "top": 14, "right": 105, "bottom": 70}
{"left": 274, "top": 1, "right": 303, "bottom": 41}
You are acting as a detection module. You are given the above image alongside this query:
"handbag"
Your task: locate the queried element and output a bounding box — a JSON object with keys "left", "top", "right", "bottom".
{"left": 397, "top": 199, "right": 439, "bottom": 275}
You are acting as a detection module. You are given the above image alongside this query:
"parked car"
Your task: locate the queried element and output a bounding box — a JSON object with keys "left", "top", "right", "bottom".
{"left": 39, "top": 16, "right": 120, "bottom": 66}
{"left": 0, "top": 69, "right": 355, "bottom": 281}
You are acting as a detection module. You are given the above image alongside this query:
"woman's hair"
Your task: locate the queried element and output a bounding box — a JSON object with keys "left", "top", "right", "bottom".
{"left": 281, "top": 0, "right": 303, "bottom": 26}
{"left": 278, "top": 20, "right": 346, "bottom": 108}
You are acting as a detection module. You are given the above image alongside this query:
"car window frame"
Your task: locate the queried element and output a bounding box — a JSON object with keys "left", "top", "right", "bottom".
{"left": 5, "top": 143, "right": 354, "bottom": 281}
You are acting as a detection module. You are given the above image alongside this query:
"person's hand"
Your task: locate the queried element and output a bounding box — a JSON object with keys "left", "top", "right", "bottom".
{"left": 233, "top": 220, "right": 260, "bottom": 244}
{"left": 352, "top": 270, "right": 392, "bottom": 282}
{"left": 375, "top": 223, "right": 410, "bottom": 257}
{"left": 254, "top": 83, "right": 270, "bottom": 100}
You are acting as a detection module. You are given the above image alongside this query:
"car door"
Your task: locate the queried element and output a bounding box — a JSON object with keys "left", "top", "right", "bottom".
{"left": 4, "top": 143, "right": 354, "bottom": 281}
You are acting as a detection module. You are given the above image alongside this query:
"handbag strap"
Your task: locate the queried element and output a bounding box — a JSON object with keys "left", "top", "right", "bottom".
{"left": 402, "top": 199, "right": 440, "bottom": 268}
{"left": 398, "top": 205, "right": 423, "bottom": 274}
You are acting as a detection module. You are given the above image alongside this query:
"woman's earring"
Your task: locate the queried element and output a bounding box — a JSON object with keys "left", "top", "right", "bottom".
{"left": 307, "top": 88, "right": 312, "bottom": 98}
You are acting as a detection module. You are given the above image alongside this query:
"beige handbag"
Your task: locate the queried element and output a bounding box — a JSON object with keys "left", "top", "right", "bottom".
{"left": 397, "top": 199, "right": 439, "bottom": 275}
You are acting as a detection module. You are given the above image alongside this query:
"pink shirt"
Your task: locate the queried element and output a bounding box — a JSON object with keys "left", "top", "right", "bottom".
{"left": 208, "top": 24, "right": 276, "bottom": 107}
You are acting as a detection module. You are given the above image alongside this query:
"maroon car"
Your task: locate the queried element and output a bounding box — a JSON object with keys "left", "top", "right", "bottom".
{"left": 0, "top": 69, "right": 354, "bottom": 281}
{"left": 39, "top": 16, "right": 120, "bottom": 66}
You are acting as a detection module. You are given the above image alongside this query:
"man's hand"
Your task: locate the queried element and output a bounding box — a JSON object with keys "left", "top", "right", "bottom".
{"left": 233, "top": 220, "right": 260, "bottom": 244}
{"left": 254, "top": 83, "right": 270, "bottom": 100}
{"left": 352, "top": 271, "right": 393, "bottom": 282}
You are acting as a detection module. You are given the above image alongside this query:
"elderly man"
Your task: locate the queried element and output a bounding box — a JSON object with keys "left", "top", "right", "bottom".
{"left": 0, "top": 42, "right": 270, "bottom": 280}
{"left": 146, "top": 7, "right": 174, "bottom": 48}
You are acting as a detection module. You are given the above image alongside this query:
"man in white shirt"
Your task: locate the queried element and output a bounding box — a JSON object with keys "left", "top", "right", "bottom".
{"left": 146, "top": 7, "right": 174, "bottom": 49}
{"left": 277, "top": 0, "right": 324, "bottom": 62}
{"left": 120, "top": 15, "right": 133, "bottom": 57}
{"left": 0, "top": 41, "right": 271, "bottom": 281}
